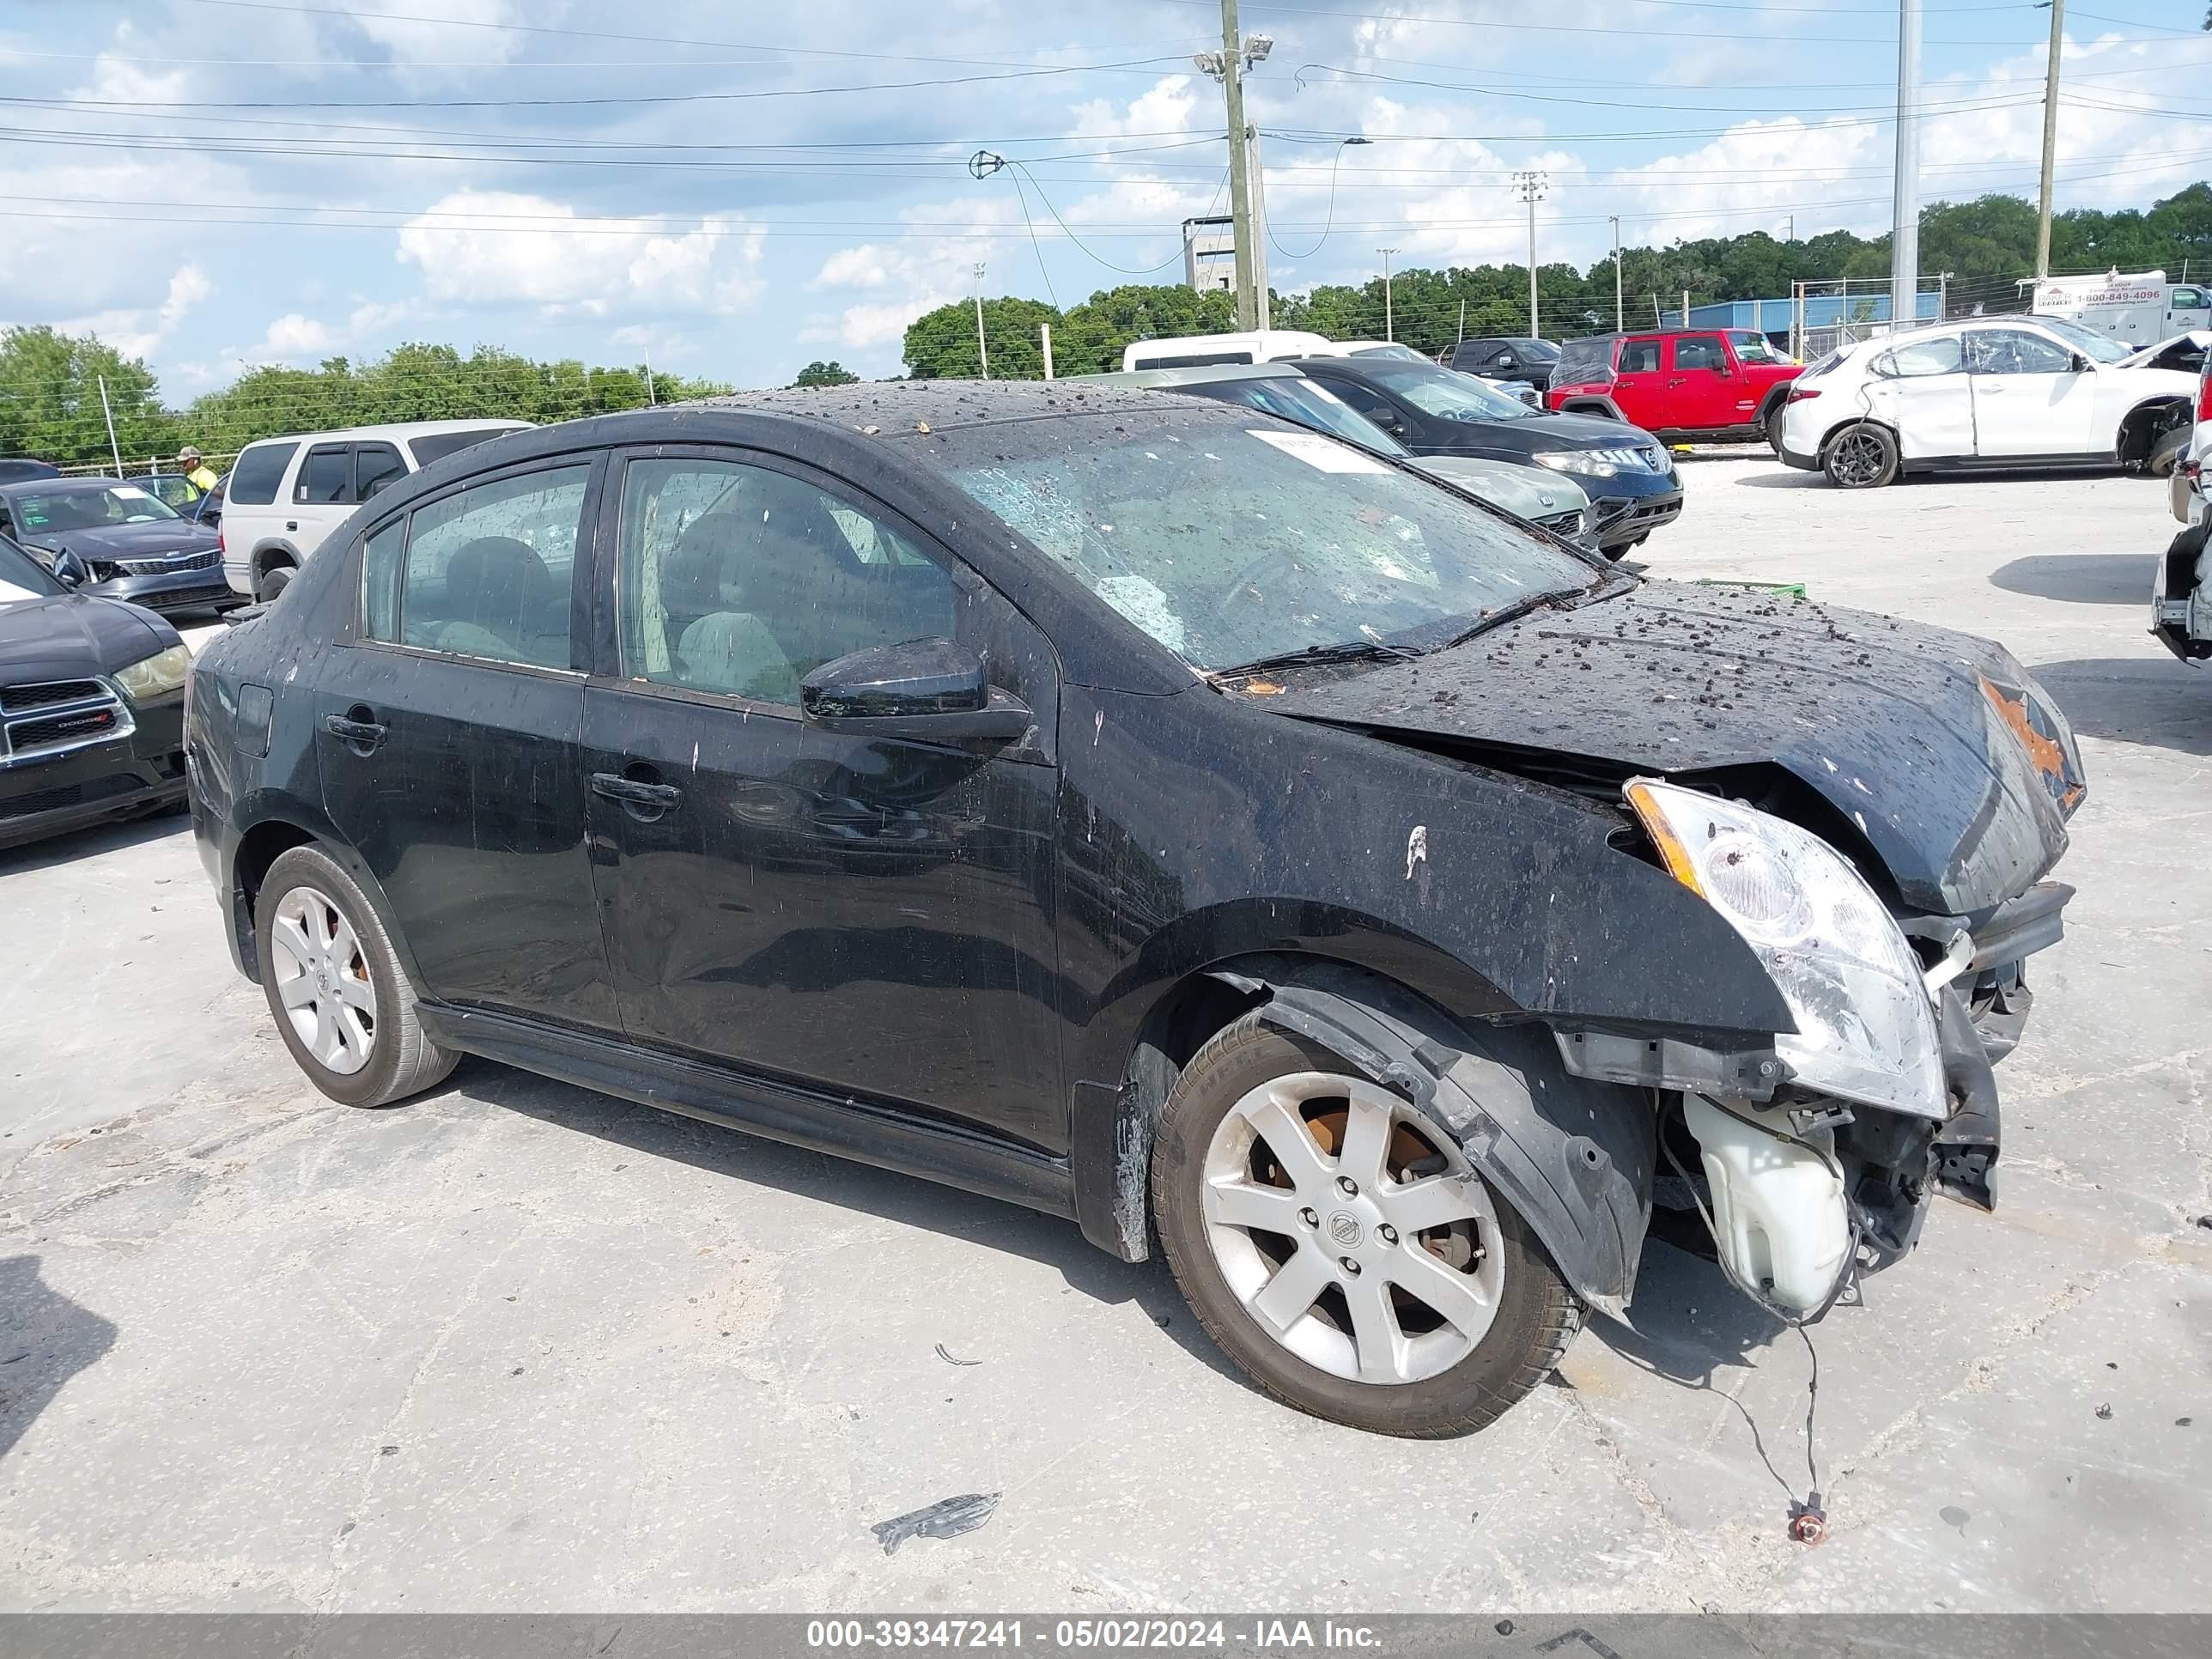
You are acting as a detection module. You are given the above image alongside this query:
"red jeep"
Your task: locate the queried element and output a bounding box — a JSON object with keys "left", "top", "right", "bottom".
{"left": 1546, "top": 329, "right": 1802, "bottom": 444}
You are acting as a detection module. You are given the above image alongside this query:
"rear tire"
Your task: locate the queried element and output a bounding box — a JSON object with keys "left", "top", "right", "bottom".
{"left": 254, "top": 844, "right": 458, "bottom": 1109}
{"left": 1152, "top": 1013, "right": 1582, "bottom": 1437}
{"left": 1820, "top": 422, "right": 1899, "bottom": 488}
{"left": 255, "top": 563, "right": 294, "bottom": 603}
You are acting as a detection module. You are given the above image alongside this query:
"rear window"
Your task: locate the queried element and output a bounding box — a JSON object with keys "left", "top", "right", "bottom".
{"left": 408, "top": 427, "right": 521, "bottom": 468}
{"left": 228, "top": 441, "right": 298, "bottom": 507}
{"left": 1553, "top": 337, "right": 1614, "bottom": 380}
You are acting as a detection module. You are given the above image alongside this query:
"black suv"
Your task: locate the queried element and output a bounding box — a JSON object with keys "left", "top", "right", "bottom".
{"left": 1443, "top": 337, "right": 1561, "bottom": 387}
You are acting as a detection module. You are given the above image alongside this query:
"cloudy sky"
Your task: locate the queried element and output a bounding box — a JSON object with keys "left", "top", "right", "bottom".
{"left": 3, "top": 1, "right": 2205, "bottom": 396}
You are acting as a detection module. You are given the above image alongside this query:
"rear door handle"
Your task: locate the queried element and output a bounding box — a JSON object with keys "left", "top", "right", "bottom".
{"left": 321, "top": 713, "right": 386, "bottom": 751}
{"left": 591, "top": 771, "right": 684, "bottom": 817}
{"left": 285, "top": 520, "right": 298, "bottom": 532}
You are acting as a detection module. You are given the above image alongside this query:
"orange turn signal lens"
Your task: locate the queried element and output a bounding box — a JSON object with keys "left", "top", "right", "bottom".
{"left": 1625, "top": 779, "right": 1706, "bottom": 897}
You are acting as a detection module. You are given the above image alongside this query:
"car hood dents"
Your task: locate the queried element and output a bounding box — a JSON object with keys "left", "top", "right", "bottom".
{"left": 1263, "top": 580, "right": 2081, "bottom": 918}
{"left": 0, "top": 592, "right": 167, "bottom": 684}
{"left": 24, "top": 520, "right": 221, "bottom": 560}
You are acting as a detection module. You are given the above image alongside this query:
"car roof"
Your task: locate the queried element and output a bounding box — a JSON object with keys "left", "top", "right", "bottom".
{"left": 0, "top": 475, "right": 125, "bottom": 494}
{"left": 1078, "top": 363, "right": 1304, "bottom": 390}
{"left": 243, "top": 417, "right": 534, "bottom": 447}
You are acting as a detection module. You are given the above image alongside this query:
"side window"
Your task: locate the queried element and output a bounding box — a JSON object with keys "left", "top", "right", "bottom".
{"left": 616, "top": 457, "right": 963, "bottom": 707}
{"left": 1972, "top": 330, "right": 2074, "bottom": 376}
{"left": 354, "top": 443, "right": 406, "bottom": 501}
{"left": 1619, "top": 339, "right": 1662, "bottom": 374}
{"left": 398, "top": 465, "right": 589, "bottom": 669}
{"left": 362, "top": 519, "right": 404, "bottom": 643}
{"left": 228, "top": 441, "right": 297, "bottom": 507}
{"left": 1673, "top": 334, "right": 1729, "bottom": 372}
{"left": 1316, "top": 377, "right": 1399, "bottom": 427}
{"left": 1887, "top": 336, "right": 1965, "bottom": 377}
{"left": 295, "top": 445, "right": 349, "bottom": 504}
{"left": 2173, "top": 288, "right": 2209, "bottom": 309}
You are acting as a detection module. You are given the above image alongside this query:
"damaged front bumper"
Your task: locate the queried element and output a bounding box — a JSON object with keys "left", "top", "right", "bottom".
{"left": 1559, "top": 876, "right": 2074, "bottom": 1315}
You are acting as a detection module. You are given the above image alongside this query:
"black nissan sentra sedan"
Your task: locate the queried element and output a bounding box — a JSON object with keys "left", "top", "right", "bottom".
{"left": 185, "top": 386, "right": 2082, "bottom": 1437}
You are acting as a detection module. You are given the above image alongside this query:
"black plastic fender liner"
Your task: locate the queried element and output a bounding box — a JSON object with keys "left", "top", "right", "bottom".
{"left": 1932, "top": 982, "right": 2002, "bottom": 1212}
{"left": 1209, "top": 958, "right": 1656, "bottom": 1316}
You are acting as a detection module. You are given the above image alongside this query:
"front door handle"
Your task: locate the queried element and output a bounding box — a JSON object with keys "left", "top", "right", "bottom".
{"left": 591, "top": 770, "right": 684, "bottom": 818}
{"left": 321, "top": 712, "right": 386, "bottom": 752}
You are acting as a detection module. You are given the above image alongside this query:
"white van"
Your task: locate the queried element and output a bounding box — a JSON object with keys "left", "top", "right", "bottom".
{"left": 2032, "top": 269, "right": 2212, "bottom": 347}
{"left": 1119, "top": 330, "right": 1344, "bottom": 372}
{"left": 221, "top": 418, "right": 532, "bottom": 601}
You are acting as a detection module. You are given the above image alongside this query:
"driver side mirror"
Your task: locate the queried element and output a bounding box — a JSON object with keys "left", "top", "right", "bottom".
{"left": 801, "top": 637, "right": 1033, "bottom": 744}
{"left": 51, "top": 548, "right": 89, "bottom": 589}
{"left": 2071, "top": 352, "right": 2094, "bottom": 373}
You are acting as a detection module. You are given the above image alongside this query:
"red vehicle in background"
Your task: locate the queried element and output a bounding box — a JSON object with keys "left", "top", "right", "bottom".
{"left": 1547, "top": 329, "right": 1802, "bottom": 446}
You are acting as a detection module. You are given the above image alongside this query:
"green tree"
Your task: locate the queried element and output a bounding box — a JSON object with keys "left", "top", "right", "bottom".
{"left": 902, "top": 295, "right": 1060, "bottom": 380}
{"left": 791, "top": 360, "right": 860, "bottom": 387}
{"left": 0, "top": 327, "right": 179, "bottom": 468}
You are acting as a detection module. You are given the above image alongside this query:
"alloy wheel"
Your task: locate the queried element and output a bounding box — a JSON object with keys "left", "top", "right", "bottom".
{"left": 1828, "top": 428, "right": 1888, "bottom": 486}
{"left": 1199, "top": 1071, "right": 1505, "bottom": 1384}
{"left": 268, "top": 885, "right": 378, "bottom": 1075}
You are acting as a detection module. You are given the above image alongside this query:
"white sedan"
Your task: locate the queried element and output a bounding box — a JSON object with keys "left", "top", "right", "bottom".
{"left": 1777, "top": 315, "right": 2199, "bottom": 488}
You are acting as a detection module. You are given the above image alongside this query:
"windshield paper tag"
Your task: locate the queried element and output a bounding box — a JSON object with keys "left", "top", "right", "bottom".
{"left": 1246, "top": 428, "right": 1391, "bottom": 474}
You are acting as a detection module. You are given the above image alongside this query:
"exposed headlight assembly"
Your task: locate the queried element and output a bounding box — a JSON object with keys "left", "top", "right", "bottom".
{"left": 113, "top": 642, "right": 192, "bottom": 702}
{"left": 1532, "top": 447, "right": 1650, "bottom": 478}
{"left": 1625, "top": 777, "right": 1946, "bottom": 1120}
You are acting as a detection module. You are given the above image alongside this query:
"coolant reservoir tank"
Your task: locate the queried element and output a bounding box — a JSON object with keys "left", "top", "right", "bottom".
{"left": 1681, "top": 1094, "right": 1850, "bottom": 1314}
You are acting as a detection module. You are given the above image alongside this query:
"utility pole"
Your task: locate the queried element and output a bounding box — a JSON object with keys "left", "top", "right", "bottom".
{"left": 973, "top": 262, "right": 989, "bottom": 379}
{"left": 2036, "top": 0, "right": 2064, "bottom": 278}
{"left": 642, "top": 352, "right": 656, "bottom": 405}
{"left": 1515, "top": 171, "right": 1546, "bottom": 336}
{"left": 1609, "top": 215, "right": 1623, "bottom": 332}
{"left": 1891, "top": 0, "right": 1923, "bottom": 343}
{"left": 1378, "top": 247, "right": 1400, "bottom": 340}
{"left": 1248, "top": 124, "right": 1273, "bottom": 330}
{"left": 1197, "top": 3, "right": 1273, "bottom": 331}
{"left": 96, "top": 375, "right": 124, "bottom": 479}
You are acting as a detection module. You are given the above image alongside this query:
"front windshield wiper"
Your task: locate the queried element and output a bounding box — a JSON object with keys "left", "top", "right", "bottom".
{"left": 1213, "top": 638, "right": 1423, "bottom": 679}
{"left": 1437, "top": 580, "right": 1604, "bottom": 651}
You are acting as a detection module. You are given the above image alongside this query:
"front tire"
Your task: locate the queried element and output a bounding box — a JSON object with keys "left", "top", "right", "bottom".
{"left": 1821, "top": 422, "right": 1899, "bottom": 488}
{"left": 1152, "top": 1015, "right": 1582, "bottom": 1437}
{"left": 255, "top": 844, "right": 458, "bottom": 1108}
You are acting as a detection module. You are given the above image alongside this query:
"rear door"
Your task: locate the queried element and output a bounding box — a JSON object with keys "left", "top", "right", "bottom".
{"left": 1864, "top": 332, "right": 1975, "bottom": 459}
{"left": 1610, "top": 336, "right": 1667, "bottom": 426}
{"left": 288, "top": 442, "right": 356, "bottom": 556}
{"left": 313, "top": 453, "right": 620, "bottom": 1030}
{"left": 579, "top": 447, "right": 1066, "bottom": 1150}
{"left": 1666, "top": 333, "right": 1748, "bottom": 429}
{"left": 1967, "top": 328, "right": 2100, "bottom": 458}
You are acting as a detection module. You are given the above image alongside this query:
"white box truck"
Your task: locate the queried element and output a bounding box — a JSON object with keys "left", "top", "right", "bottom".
{"left": 2031, "top": 269, "right": 2212, "bottom": 344}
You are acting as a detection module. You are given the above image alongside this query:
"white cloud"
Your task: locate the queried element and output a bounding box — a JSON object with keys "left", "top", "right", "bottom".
{"left": 54, "top": 262, "right": 214, "bottom": 360}
{"left": 395, "top": 191, "right": 767, "bottom": 319}
{"left": 240, "top": 299, "right": 420, "bottom": 366}
{"left": 345, "top": 0, "right": 527, "bottom": 65}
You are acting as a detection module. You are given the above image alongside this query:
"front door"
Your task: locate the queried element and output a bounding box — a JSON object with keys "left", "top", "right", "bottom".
{"left": 1666, "top": 333, "right": 1746, "bottom": 429}
{"left": 1968, "top": 328, "right": 2100, "bottom": 458}
{"left": 313, "top": 455, "right": 622, "bottom": 1031}
{"left": 580, "top": 449, "right": 1066, "bottom": 1152}
{"left": 1610, "top": 336, "right": 1667, "bottom": 426}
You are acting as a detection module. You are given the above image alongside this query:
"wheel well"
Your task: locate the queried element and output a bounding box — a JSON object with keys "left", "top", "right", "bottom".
{"left": 232, "top": 822, "right": 318, "bottom": 971}
{"left": 252, "top": 544, "right": 296, "bottom": 580}
{"left": 1559, "top": 398, "right": 1618, "bottom": 418}
{"left": 2118, "top": 397, "right": 2191, "bottom": 465}
{"left": 1816, "top": 414, "right": 1895, "bottom": 453}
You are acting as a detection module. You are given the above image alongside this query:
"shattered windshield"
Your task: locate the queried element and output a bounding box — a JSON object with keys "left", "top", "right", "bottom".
{"left": 937, "top": 407, "right": 1595, "bottom": 672}
{"left": 2027, "top": 315, "right": 2131, "bottom": 364}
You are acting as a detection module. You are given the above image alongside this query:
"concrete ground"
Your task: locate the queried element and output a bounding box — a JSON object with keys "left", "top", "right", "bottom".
{"left": 3, "top": 459, "right": 2209, "bottom": 1613}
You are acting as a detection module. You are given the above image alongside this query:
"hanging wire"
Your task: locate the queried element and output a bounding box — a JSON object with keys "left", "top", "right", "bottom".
{"left": 1009, "top": 170, "right": 1060, "bottom": 309}
{"left": 1267, "top": 138, "right": 1367, "bottom": 261}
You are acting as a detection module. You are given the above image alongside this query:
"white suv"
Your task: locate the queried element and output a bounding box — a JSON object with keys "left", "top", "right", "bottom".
{"left": 221, "top": 419, "right": 531, "bottom": 601}
{"left": 1777, "top": 315, "right": 2197, "bottom": 488}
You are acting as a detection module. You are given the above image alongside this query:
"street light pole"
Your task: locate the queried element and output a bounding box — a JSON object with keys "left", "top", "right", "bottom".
{"left": 1890, "top": 0, "right": 1923, "bottom": 338}
{"left": 2036, "top": 0, "right": 2065, "bottom": 278}
{"left": 1378, "top": 247, "right": 1400, "bottom": 340}
{"left": 1609, "top": 215, "right": 1623, "bottom": 333}
{"left": 1515, "top": 171, "right": 1547, "bottom": 336}
{"left": 973, "top": 262, "right": 989, "bottom": 380}
{"left": 1197, "top": 2, "right": 1273, "bottom": 332}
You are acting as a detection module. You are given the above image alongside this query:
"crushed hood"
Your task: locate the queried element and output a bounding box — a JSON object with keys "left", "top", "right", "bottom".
{"left": 2116, "top": 330, "right": 2210, "bottom": 374}
{"left": 25, "top": 520, "right": 220, "bottom": 560}
{"left": 1264, "top": 580, "right": 2082, "bottom": 918}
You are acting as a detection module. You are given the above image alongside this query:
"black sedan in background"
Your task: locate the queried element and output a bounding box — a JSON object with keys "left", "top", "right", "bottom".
{"left": 187, "top": 386, "right": 2081, "bottom": 1439}
{"left": 0, "top": 477, "right": 239, "bottom": 617}
{"left": 0, "top": 530, "right": 191, "bottom": 850}
{"left": 1290, "top": 356, "right": 1683, "bottom": 554}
